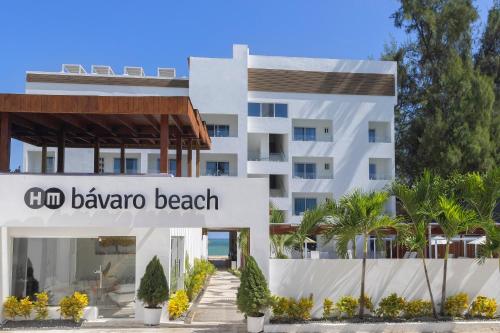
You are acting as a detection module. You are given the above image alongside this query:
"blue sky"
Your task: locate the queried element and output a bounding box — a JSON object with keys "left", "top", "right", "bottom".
{"left": 0, "top": 0, "right": 494, "bottom": 170}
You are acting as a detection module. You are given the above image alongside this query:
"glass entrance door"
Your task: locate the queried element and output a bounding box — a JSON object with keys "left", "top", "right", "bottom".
{"left": 170, "top": 236, "right": 185, "bottom": 293}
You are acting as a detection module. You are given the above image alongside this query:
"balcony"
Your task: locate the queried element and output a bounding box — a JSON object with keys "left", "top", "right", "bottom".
{"left": 368, "top": 121, "right": 391, "bottom": 143}
{"left": 247, "top": 117, "right": 289, "bottom": 134}
{"left": 247, "top": 154, "right": 289, "bottom": 175}
{"left": 209, "top": 136, "right": 240, "bottom": 154}
{"left": 291, "top": 177, "right": 335, "bottom": 193}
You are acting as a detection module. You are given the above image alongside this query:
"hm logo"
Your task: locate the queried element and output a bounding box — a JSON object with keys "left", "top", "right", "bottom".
{"left": 24, "top": 187, "right": 65, "bottom": 209}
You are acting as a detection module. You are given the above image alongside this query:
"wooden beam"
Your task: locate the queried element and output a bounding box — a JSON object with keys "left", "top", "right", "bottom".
{"left": 120, "top": 143, "right": 125, "bottom": 174}
{"left": 187, "top": 139, "right": 193, "bottom": 177}
{"left": 57, "top": 129, "right": 65, "bottom": 173}
{"left": 160, "top": 115, "right": 169, "bottom": 173}
{"left": 94, "top": 139, "right": 100, "bottom": 174}
{"left": 196, "top": 143, "right": 200, "bottom": 177}
{"left": 176, "top": 131, "right": 182, "bottom": 177}
{"left": 0, "top": 113, "right": 11, "bottom": 172}
{"left": 41, "top": 143, "right": 47, "bottom": 174}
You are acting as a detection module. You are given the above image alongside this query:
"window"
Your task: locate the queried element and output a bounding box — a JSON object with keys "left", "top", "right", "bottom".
{"left": 324, "top": 128, "right": 329, "bottom": 134}
{"left": 274, "top": 104, "right": 288, "bottom": 118}
{"left": 325, "top": 163, "right": 330, "bottom": 170}
{"left": 248, "top": 103, "right": 261, "bottom": 117}
{"left": 294, "top": 198, "right": 317, "bottom": 215}
{"left": 11, "top": 237, "right": 135, "bottom": 306}
{"left": 155, "top": 158, "right": 177, "bottom": 174}
{"left": 207, "top": 124, "right": 230, "bottom": 137}
{"left": 294, "top": 163, "right": 316, "bottom": 179}
{"left": 369, "top": 129, "right": 376, "bottom": 143}
{"left": 206, "top": 161, "right": 230, "bottom": 176}
{"left": 369, "top": 163, "right": 377, "bottom": 180}
{"left": 113, "top": 158, "right": 138, "bottom": 174}
{"left": 293, "top": 127, "right": 316, "bottom": 141}
{"left": 46, "top": 157, "right": 55, "bottom": 173}
{"left": 261, "top": 103, "right": 274, "bottom": 117}
{"left": 247, "top": 103, "right": 288, "bottom": 118}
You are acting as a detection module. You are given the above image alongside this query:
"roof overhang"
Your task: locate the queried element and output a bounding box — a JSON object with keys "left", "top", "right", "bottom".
{"left": 0, "top": 94, "right": 211, "bottom": 149}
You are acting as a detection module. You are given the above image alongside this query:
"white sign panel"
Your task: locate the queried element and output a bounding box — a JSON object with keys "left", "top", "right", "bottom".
{"left": 0, "top": 174, "right": 269, "bottom": 229}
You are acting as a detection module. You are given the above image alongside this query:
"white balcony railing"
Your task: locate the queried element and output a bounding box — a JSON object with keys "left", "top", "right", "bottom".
{"left": 369, "top": 174, "right": 393, "bottom": 180}
{"left": 248, "top": 151, "right": 287, "bottom": 162}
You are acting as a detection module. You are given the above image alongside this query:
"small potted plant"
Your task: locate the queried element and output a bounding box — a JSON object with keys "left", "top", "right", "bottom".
{"left": 237, "top": 256, "right": 270, "bottom": 333}
{"left": 137, "top": 256, "right": 169, "bottom": 326}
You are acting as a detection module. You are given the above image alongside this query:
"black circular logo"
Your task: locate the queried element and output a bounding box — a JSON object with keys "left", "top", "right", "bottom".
{"left": 24, "top": 187, "right": 65, "bottom": 209}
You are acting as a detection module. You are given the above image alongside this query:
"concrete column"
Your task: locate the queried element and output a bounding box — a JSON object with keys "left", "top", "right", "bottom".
{"left": 0, "top": 227, "right": 9, "bottom": 322}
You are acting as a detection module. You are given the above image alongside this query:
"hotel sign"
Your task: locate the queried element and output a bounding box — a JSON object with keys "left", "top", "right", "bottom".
{"left": 24, "top": 187, "right": 219, "bottom": 211}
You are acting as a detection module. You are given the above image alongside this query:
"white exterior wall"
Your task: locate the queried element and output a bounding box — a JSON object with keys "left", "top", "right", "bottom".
{"left": 23, "top": 44, "right": 397, "bottom": 223}
{"left": 270, "top": 259, "right": 500, "bottom": 318}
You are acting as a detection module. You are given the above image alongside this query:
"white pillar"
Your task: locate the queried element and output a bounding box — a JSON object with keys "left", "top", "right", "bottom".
{"left": 0, "top": 227, "right": 9, "bottom": 322}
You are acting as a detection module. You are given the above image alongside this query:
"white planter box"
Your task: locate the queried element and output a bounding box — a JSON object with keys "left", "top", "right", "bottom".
{"left": 264, "top": 320, "right": 500, "bottom": 333}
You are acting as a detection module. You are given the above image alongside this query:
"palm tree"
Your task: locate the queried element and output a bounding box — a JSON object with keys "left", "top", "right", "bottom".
{"left": 456, "top": 168, "right": 500, "bottom": 267}
{"left": 270, "top": 234, "right": 295, "bottom": 259}
{"left": 427, "top": 196, "right": 480, "bottom": 315}
{"left": 324, "top": 190, "right": 401, "bottom": 318}
{"left": 269, "top": 203, "right": 295, "bottom": 258}
{"left": 293, "top": 205, "right": 327, "bottom": 258}
{"left": 391, "top": 170, "right": 444, "bottom": 319}
{"left": 238, "top": 229, "right": 249, "bottom": 268}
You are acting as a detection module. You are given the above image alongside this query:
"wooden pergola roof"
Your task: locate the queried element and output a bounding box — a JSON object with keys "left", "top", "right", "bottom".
{"left": 0, "top": 94, "right": 211, "bottom": 149}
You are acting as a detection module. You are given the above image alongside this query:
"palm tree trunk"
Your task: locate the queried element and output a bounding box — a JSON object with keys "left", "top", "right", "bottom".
{"left": 359, "top": 235, "right": 367, "bottom": 318}
{"left": 440, "top": 242, "right": 450, "bottom": 316}
{"left": 352, "top": 237, "right": 357, "bottom": 259}
{"left": 420, "top": 251, "right": 438, "bottom": 318}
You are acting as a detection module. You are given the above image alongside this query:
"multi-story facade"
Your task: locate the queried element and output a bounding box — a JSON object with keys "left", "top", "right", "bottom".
{"left": 23, "top": 44, "right": 397, "bottom": 222}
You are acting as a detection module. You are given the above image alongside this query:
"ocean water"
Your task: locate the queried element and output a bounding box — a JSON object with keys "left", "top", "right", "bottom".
{"left": 208, "top": 238, "right": 229, "bottom": 256}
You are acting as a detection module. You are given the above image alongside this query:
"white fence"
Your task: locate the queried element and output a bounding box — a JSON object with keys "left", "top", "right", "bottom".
{"left": 269, "top": 259, "right": 500, "bottom": 318}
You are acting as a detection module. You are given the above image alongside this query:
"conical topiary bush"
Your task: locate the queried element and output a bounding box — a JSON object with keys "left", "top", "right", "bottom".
{"left": 237, "top": 255, "right": 270, "bottom": 317}
{"left": 137, "top": 256, "right": 169, "bottom": 308}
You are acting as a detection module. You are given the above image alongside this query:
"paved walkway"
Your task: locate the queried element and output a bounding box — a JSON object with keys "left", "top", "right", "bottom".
{"left": 190, "top": 270, "right": 245, "bottom": 325}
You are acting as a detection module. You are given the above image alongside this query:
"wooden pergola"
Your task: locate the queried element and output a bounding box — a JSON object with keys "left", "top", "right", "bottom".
{"left": 0, "top": 93, "right": 211, "bottom": 176}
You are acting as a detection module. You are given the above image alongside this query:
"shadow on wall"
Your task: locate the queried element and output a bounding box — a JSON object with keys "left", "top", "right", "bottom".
{"left": 269, "top": 259, "right": 500, "bottom": 318}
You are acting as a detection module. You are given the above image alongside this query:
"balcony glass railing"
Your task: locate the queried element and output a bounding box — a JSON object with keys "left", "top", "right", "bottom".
{"left": 293, "top": 174, "right": 334, "bottom": 180}
{"left": 248, "top": 152, "right": 287, "bottom": 162}
{"left": 368, "top": 135, "right": 391, "bottom": 143}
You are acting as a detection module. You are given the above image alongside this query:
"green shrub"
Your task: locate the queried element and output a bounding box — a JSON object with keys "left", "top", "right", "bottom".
{"left": 271, "top": 295, "right": 289, "bottom": 320}
{"left": 376, "top": 293, "right": 405, "bottom": 319}
{"left": 360, "top": 294, "right": 374, "bottom": 312}
{"left": 444, "top": 293, "right": 469, "bottom": 317}
{"left": 404, "top": 299, "right": 432, "bottom": 318}
{"left": 287, "top": 295, "right": 314, "bottom": 321}
{"left": 3, "top": 296, "right": 20, "bottom": 320}
{"left": 336, "top": 296, "right": 358, "bottom": 318}
{"left": 59, "top": 292, "right": 89, "bottom": 322}
{"left": 33, "top": 292, "right": 49, "bottom": 320}
{"left": 168, "top": 290, "right": 189, "bottom": 320}
{"left": 137, "top": 256, "right": 169, "bottom": 308}
{"left": 184, "top": 258, "right": 216, "bottom": 301}
{"left": 236, "top": 256, "right": 271, "bottom": 317}
{"left": 18, "top": 297, "right": 33, "bottom": 319}
{"left": 469, "top": 296, "right": 497, "bottom": 319}
{"left": 323, "top": 298, "right": 334, "bottom": 319}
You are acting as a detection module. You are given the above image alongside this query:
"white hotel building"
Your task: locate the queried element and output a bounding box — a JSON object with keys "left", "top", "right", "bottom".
{"left": 23, "top": 44, "right": 397, "bottom": 222}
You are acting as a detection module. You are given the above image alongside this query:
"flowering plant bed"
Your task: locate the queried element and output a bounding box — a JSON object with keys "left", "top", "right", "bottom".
{"left": 0, "top": 319, "right": 83, "bottom": 330}
{"left": 264, "top": 319, "right": 500, "bottom": 333}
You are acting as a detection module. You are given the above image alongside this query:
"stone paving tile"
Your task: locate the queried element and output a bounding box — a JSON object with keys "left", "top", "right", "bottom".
{"left": 191, "top": 271, "right": 245, "bottom": 324}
